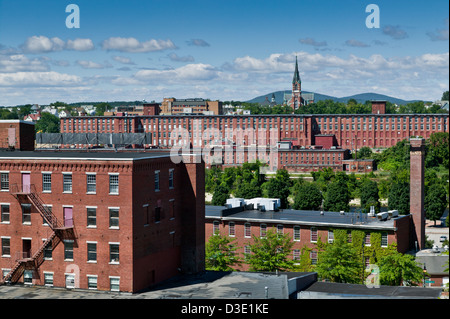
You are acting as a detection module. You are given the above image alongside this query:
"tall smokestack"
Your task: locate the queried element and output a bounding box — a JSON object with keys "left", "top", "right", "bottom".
{"left": 410, "top": 138, "right": 425, "bottom": 250}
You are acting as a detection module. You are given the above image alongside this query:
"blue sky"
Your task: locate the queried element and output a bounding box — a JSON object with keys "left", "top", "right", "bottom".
{"left": 0, "top": 0, "right": 448, "bottom": 106}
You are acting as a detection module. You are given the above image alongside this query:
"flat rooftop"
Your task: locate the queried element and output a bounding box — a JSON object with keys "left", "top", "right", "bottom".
{"left": 206, "top": 205, "right": 401, "bottom": 230}
{"left": 0, "top": 150, "right": 174, "bottom": 161}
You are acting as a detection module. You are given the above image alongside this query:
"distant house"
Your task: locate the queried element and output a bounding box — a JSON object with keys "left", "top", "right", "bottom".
{"left": 41, "top": 106, "right": 59, "bottom": 118}
{"left": 59, "top": 110, "right": 70, "bottom": 118}
{"left": 23, "top": 113, "right": 41, "bottom": 122}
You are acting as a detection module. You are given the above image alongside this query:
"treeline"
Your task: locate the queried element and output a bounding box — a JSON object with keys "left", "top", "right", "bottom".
{"left": 223, "top": 98, "right": 448, "bottom": 115}
{"left": 207, "top": 132, "right": 449, "bottom": 224}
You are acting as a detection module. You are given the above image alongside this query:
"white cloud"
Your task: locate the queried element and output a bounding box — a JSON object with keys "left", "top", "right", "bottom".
{"left": 0, "top": 54, "right": 49, "bottom": 73}
{"left": 112, "top": 56, "right": 135, "bottom": 65}
{"left": 101, "top": 37, "right": 177, "bottom": 53}
{"left": 76, "top": 60, "right": 113, "bottom": 69}
{"left": 21, "top": 36, "right": 65, "bottom": 53}
{"left": 66, "top": 38, "right": 95, "bottom": 51}
{"left": 0, "top": 71, "right": 82, "bottom": 87}
{"left": 133, "top": 63, "right": 218, "bottom": 82}
{"left": 20, "top": 36, "right": 94, "bottom": 53}
{"left": 186, "top": 39, "right": 210, "bottom": 47}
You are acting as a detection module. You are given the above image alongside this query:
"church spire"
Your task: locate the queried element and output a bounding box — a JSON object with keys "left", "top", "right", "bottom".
{"left": 292, "top": 56, "right": 301, "bottom": 84}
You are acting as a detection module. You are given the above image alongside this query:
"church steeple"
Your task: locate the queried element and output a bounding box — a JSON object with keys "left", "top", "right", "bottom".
{"left": 292, "top": 56, "right": 301, "bottom": 84}
{"left": 290, "top": 56, "right": 302, "bottom": 111}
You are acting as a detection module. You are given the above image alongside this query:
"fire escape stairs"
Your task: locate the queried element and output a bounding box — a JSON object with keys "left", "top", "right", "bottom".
{"left": 0, "top": 185, "right": 76, "bottom": 285}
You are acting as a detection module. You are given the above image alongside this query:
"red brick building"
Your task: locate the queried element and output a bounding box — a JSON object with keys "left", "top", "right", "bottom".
{"left": 205, "top": 203, "right": 413, "bottom": 271}
{"left": 0, "top": 120, "right": 35, "bottom": 151}
{"left": 0, "top": 150, "right": 205, "bottom": 292}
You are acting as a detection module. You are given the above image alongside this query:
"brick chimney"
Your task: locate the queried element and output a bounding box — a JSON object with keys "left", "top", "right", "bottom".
{"left": 410, "top": 138, "right": 425, "bottom": 250}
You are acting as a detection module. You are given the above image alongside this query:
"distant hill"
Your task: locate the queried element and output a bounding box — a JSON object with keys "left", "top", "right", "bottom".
{"left": 246, "top": 91, "right": 424, "bottom": 105}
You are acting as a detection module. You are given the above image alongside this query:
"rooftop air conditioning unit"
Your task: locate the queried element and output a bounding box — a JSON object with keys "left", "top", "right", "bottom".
{"left": 340, "top": 211, "right": 345, "bottom": 215}
{"left": 377, "top": 212, "right": 388, "bottom": 221}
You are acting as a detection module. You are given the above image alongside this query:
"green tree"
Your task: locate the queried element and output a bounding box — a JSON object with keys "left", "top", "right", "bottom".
{"left": 424, "top": 184, "right": 448, "bottom": 226}
{"left": 292, "top": 182, "right": 323, "bottom": 210}
{"left": 426, "top": 132, "right": 449, "bottom": 169}
{"left": 211, "top": 183, "right": 230, "bottom": 206}
{"left": 323, "top": 179, "right": 350, "bottom": 212}
{"left": 247, "top": 228, "right": 295, "bottom": 272}
{"left": 35, "top": 112, "right": 60, "bottom": 133}
{"left": 316, "top": 237, "right": 362, "bottom": 283}
{"left": 360, "top": 179, "right": 380, "bottom": 214}
{"left": 442, "top": 91, "right": 449, "bottom": 101}
{"left": 205, "top": 232, "right": 241, "bottom": 271}
{"left": 388, "top": 181, "right": 410, "bottom": 215}
{"left": 94, "top": 102, "right": 110, "bottom": 116}
{"left": 379, "top": 252, "right": 424, "bottom": 286}
{"left": 262, "top": 169, "right": 292, "bottom": 208}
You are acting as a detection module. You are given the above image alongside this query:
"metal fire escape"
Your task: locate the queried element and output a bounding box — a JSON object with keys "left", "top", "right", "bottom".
{"left": 0, "top": 184, "right": 77, "bottom": 285}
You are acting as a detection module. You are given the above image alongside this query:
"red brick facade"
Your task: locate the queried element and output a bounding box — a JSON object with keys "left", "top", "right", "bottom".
{"left": 0, "top": 120, "right": 35, "bottom": 151}
{"left": 0, "top": 151, "right": 205, "bottom": 292}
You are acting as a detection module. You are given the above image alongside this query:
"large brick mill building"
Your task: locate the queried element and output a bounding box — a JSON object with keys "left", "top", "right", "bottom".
{"left": 0, "top": 122, "right": 205, "bottom": 292}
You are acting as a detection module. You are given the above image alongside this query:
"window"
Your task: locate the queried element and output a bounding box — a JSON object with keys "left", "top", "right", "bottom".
{"left": 328, "top": 230, "right": 334, "bottom": 243}
{"left": 310, "top": 227, "right": 318, "bottom": 242}
{"left": 228, "top": 222, "right": 235, "bottom": 237}
{"left": 109, "top": 174, "right": 119, "bottom": 194}
{"left": 0, "top": 173, "right": 9, "bottom": 191}
{"left": 24, "top": 270, "right": 33, "bottom": 285}
{"left": 22, "top": 204, "right": 31, "bottom": 224}
{"left": 65, "top": 274, "right": 75, "bottom": 289}
{"left": 244, "top": 246, "right": 251, "bottom": 260}
{"left": 293, "top": 249, "right": 300, "bottom": 261}
{"left": 244, "top": 223, "right": 251, "bottom": 238}
{"left": 109, "top": 208, "right": 119, "bottom": 229}
{"left": 44, "top": 272, "right": 53, "bottom": 286}
{"left": 87, "top": 207, "right": 96, "bottom": 227}
{"left": 213, "top": 220, "right": 220, "bottom": 234}
{"left": 110, "top": 277, "right": 120, "bottom": 292}
{"left": 365, "top": 233, "right": 371, "bottom": 246}
{"left": 260, "top": 224, "right": 267, "bottom": 238}
{"left": 293, "top": 226, "right": 300, "bottom": 241}
{"left": 43, "top": 239, "right": 52, "bottom": 259}
{"left": 87, "top": 276, "right": 98, "bottom": 290}
{"left": 169, "top": 169, "right": 174, "bottom": 189}
{"left": 64, "top": 240, "right": 74, "bottom": 260}
{"left": 1, "top": 237, "right": 10, "bottom": 256}
{"left": 42, "top": 173, "right": 51, "bottom": 192}
{"left": 381, "top": 232, "right": 388, "bottom": 247}
{"left": 86, "top": 174, "right": 96, "bottom": 193}
{"left": 277, "top": 224, "right": 284, "bottom": 236}
{"left": 63, "top": 174, "right": 72, "bottom": 193}
{"left": 87, "top": 242, "right": 97, "bottom": 262}
{"left": 1, "top": 204, "right": 10, "bottom": 223}
{"left": 154, "top": 171, "right": 160, "bottom": 192}
{"left": 109, "top": 243, "right": 119, "bottom": 263}
{"left": 310, "top": 250, "right": 318, "bottom": 265}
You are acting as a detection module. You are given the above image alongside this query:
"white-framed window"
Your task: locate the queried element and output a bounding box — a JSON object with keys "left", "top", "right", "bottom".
{"left": 65, "top": 274, "right": 75, "bottom": 289}
{"left": 42, "top": 173, "right": 51, "bottom": 192}
{"left": 244, "top": 223, "right": 251, "bottom": 238}
{"left": 87, "top": 275, "right": 98, "bottom": 290}
{"left": 328, "top": 230, "right": 334, "bottom": 243}
{"left": 0, "top": 172, "right": 9, "bottom": 191}
{"left": 86, "top": 174, "right": 96, "bottom": 194}
{"left": 381, "top": 232, "right": 388, "bottom": 247}
{"left": 109, "top": 243, "right": 120, "bottom": 264}
{"left": 213, "top": 220, "right": 220, "bottom": 234}
{"left": 87, "top": 242, "right": 97, "bottom": 262}
{"left": 293, "top": 249, "right": 300, "bottom": 261}
{"left": 1, "top": 204, "right": 10, "bottom": 224}
{"left": 22, "top": 204, "right": 32, "bottom": 225}
{"left": 44, "top": 272, "right": 53, "bottom": 286}
{"left": 64, "top": 240, "right": 74, "bottom": 260}
{"left": 63, "top": 173, "right": 72, "bottom": 193}
{"left": 109, "top": 174, "right": 119, "bottom": 195}
{"left": 154, "top": 170, "right": 160, "bottom": 192}
{"left": 109, "top": 208, "right": 119, "bottom": 229}
{"left": 310, "top": 250, "right": 318, "bottom": 265}
{"left": 1, "top": 237, "right": 11, "bottom": 257}
{"left": 293, "top": 225, "right": 300, "bottom": 242}
{"left": 277, "top": 224, "right": 284, "bottom": 236}
{"left": 310, "top": 227, "right": 318, "bottom": 243}
{"left": 228, "top": 222, "right": 235, "bottom": 237}
{"left": 87, "top": 207, "right": 97, "bottom": 228}
{"left": 109, "top": 276, "right": 120, "bottom": 292}
{"left": 365, "top": 233, "right": 371, "bottom": 246}
{"left": 43, "top": 238, "right": 52, "bottom": 260}
{"left": 260, "top": 224, "right": 267, "bottom": 238}
{"left": 23, "top": 270, "right": 33, "bottom": 285}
